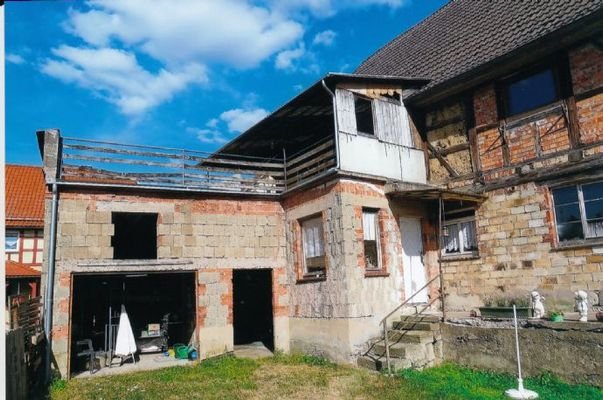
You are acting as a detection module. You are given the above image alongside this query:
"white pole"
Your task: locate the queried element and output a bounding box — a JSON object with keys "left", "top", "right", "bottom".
{"left": 512, "top": 305, "right": 524, "bottom": 391}
{"left": 505, "top": 305, "right": 538, "bottom": 399}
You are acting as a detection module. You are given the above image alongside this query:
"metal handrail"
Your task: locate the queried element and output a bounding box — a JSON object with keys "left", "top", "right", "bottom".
{"left": 381, "top": 274, "right": 441, "bottom": 375}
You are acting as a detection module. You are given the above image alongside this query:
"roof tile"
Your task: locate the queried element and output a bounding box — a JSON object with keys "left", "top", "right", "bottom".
{"left": 5, "top": 165, "right": 46, "bottom": 228}
{"left": 5, "top": 260, "right": 41, "bottom": 277}
{"left": 355, "top": 0, "right": 603, "bottom": 96}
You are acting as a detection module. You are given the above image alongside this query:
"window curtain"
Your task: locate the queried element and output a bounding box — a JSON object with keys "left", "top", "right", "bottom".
{"left": 363, "top": 212, "right": 377, "bottom": 241}
{"left": 460, "top": 221, "right": 477, "bottom": 250}
{"left": 303, "top": 219, "right": 324, "bottom": 258}
{"left": 444, "top": 224, "right": 460, "bottom": 253}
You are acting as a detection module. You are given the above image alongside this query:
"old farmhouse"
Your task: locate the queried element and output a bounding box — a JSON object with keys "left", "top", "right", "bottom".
{"left": 39, "top": 1, "right": 603, "bottom": 378}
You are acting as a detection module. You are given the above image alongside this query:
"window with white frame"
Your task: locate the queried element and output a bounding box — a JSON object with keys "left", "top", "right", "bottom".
{"left": 362, "top": 209, "right": 381, "bottom": 269}
{"left": 302, "top": 216, "right": 326, "bottom": 277}
{"left": 441, "top": 203, "right": 478, "bottom": 256}
{"left": 6, "top": 231, "right": 19, "bottom": 252}
{"left": 552, "top": 181, "right": 603, "bottom": 242}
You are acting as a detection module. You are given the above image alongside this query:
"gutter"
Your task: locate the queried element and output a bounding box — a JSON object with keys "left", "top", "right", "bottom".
{"left": 44, "top": 183, "right": 59, "bottom": 382}
{"left": 320, "top": 79, "right": 341, "bottom": 170}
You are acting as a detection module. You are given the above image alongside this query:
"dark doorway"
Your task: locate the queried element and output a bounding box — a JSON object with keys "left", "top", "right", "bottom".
{"left": 233, "top": 269, "right": 274, "bottom": 350}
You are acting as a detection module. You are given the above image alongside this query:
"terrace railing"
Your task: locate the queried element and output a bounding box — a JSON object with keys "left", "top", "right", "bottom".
{"left": 60, "top": 137, "right": 286, "bottom": 195}
{"left": 58, "top": 136, "right": 337, "bottom": 195}
{"left": 284, "top": 138, "right": 337, "bottom": 191}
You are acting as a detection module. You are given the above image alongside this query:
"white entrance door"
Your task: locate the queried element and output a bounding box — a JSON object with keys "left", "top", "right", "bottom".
{"left": 400, "top": 217, "right": 428, "bottom": 303}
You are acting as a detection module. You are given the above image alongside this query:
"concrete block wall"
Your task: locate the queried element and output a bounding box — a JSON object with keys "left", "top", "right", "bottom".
{"left": 443, "top": 182, "right": 603, "bottom": 311}
{"left": 46, "top": 190, "right": 288, "bottom": 377}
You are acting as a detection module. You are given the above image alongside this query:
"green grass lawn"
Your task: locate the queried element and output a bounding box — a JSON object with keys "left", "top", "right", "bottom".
{"left": 49, "top": 354, "right": 602, "bottom": 400}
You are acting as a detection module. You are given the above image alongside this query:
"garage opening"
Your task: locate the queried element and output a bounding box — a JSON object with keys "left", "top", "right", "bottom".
{"left": 70, "top": 272, "right": 196, "bottom": 376}
{"left": 233, "top": 269, "right": 274, "bottom": 351}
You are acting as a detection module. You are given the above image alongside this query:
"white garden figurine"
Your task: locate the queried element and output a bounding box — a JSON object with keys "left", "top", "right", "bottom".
{"left": 575, "top": 290, "right": 589, "bottom": 322}
{"left": 530, "top": 291, "right": 545, "bottom": 319}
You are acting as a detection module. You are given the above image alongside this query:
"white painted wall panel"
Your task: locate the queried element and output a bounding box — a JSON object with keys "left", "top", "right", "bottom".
{"left": 338, "top": 132, "right": 402, "bottom": 180}
{"left": 338, "top": 132, "right": 426, "bottom": 184}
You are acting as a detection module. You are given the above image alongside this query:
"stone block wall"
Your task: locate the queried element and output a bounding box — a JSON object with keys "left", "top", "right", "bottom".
{"left": 443, "top": 182, "right": 603, "bottom": 311}
{"left": 283, "top": 179, "right": 440, "bottom": 362}
{"left": 46, "top": 189, "right": 288, "bottom": 377}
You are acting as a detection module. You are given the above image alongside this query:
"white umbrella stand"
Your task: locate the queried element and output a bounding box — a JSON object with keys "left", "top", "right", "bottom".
{"left": 505, "top": 305, "right": 538, "bottom": 399}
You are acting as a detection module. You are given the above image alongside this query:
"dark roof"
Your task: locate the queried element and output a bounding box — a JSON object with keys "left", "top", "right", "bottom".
{"left": 356, "top": 0, "right": 603, "bottom": 102}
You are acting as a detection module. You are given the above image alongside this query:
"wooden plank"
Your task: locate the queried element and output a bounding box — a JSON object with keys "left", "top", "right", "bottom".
{"left": 287, "top": 150, "right": 335, "bottom": 175}
{"left": 427, "top": 142, "right": 469, "bottom": 158}
{"left": 286, "top": 140, "right": 334, "bottom": 167}
{"left": 286, "top": 159, "right": 336, "bottom": 185}
{"left": 565, "top": 97, "right": 581, "bottom": 148}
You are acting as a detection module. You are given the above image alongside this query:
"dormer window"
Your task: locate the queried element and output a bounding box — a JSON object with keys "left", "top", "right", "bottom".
{"left": 354, "top": 94, "right": 375, "bottom": 135}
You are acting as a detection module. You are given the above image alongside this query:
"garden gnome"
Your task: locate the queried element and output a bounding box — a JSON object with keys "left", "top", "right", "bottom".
{"left": 575, "top": 290, "right": 588, "bottom": 322}
{"left": 530, "top": 291, "right": 545, "bottom": 319}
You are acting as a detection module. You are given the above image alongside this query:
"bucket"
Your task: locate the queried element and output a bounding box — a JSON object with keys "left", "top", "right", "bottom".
{"left": 188, "top": 349, "right": 198, "bottom": 361}
{"left": 174, "top": 344, "right": 189, "bottom": 359}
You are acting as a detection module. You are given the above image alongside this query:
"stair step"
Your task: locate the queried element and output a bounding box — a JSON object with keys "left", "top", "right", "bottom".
{"left": 357, "top": 355, "right": 412, "bottom": 372}
{"left": 373, "top": 342, "right": 435, "bottom": 360}
{"left": 392, "top": 321, "right": 440, "bottom": 331}
{"left": 357, "top": 356, "right": 383, "bottom": 371}
{"left": 399, "top": 315, "right": 441, "bottom": 324}
{"left": 387, "top": 330, "right": 434, "bottom": 344}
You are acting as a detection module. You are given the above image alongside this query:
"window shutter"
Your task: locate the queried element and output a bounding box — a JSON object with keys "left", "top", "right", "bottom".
{"left": 336, "top": 89, "right": 357, "bottom": 134}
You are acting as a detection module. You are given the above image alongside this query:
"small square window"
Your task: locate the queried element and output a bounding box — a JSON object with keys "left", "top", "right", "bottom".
{"left": 301, "top": 216, "right": 326, "bottom": 278}
{"left": 111, "top": 212, "right": 158, "bottom": 259}
{"left": 504, "top": 68, "right": 559, "bottom": 116}
{"left": 441, "top": 203, "right": 478, "bottom": 257}
{"left": 362, "top": 210, "right": 382, "bottom": 270}
{"left": 354, "top": 95, "right": 375, "bottom": 135}
{"left": 6, "top": 231, "right": 19, "bottom": 252}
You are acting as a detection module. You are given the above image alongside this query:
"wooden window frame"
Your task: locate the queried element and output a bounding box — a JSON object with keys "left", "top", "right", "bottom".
{"left": 301, "top": 215, "right": 326, "bottom": 279}
{"left": 551, "top": 181, "right": 603, "bottom": 244}
{"left": 353, "top": 93, "right": 376, "bottom": 136}
{"left": 362, "top": 208, "right": 383, "bottom": 271}
{"left": 441, "top": 214, "right": 478, "bottom": 258}
{"left": 499, "top": 63, "right": 564, "bottom": 119}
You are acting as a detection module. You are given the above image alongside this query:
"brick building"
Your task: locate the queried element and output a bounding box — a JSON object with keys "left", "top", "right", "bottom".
{"left": 39, "top": 1, "right": 603, "bottom": 377}
{"left": 5, "top": 165, "right": 45, "bottom": 301}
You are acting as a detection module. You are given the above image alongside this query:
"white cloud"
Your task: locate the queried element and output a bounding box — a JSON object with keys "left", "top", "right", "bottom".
{"left": 275, "top": 43, "right": 306, "bottom": 71}
{"left": 44, "top": 0, "right": 408, "bottom": 115}
{"left": 66, "top": 0, "right": 304, "bottom": 69}
{"left": 312, "top": 30, "right": 337, "bottom": 46}
{"left": 220, "top": 107, "right": 268, "bottom": 133}
{"left": 7, "top": 53, "right": 25, "bottom": 64}
{"left": 188, "top": 106, "right": 269, "bottom": 145}
{"left": 188, "top": 127, "right": 229, "bottom": 145}
{"left": 272, "top": 0, "right": 407, "bottom": 17}
{"left": 41, "top": 46, "right": 207, "bottom": 115}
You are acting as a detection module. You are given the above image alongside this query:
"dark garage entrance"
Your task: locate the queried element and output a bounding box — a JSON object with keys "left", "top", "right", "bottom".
{"left": 233, "top": 269, "right": 274, "bottom": 351}
{"left": 70, "top": 271, "right": 196, "bottom": 375}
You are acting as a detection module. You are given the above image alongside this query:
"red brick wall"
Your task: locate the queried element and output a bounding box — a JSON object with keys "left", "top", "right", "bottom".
{"left": 474, "top": 84, "right": 498, "bottom": 127}
{"left": 570, "top": 44, "right": 603, "bottom": 148}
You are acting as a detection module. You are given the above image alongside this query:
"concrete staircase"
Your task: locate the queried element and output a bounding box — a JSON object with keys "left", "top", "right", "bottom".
{"left": 358, "top": 314, "right": 443, "bottom": 372}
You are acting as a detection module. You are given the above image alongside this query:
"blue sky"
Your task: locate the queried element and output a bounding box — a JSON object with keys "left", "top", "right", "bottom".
{"left": 6, "top": 0, "right": 446, "bottom": 165}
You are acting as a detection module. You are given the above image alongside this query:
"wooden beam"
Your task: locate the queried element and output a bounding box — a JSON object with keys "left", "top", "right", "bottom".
{"left": 426, "top": 142, "right": 459, "bottom": 177}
